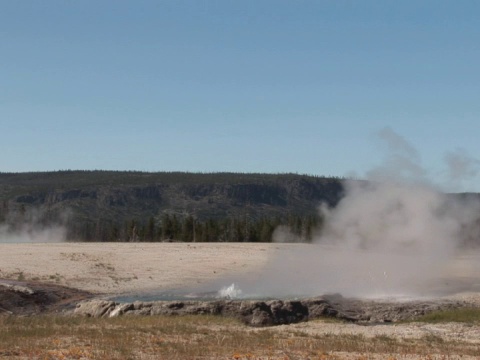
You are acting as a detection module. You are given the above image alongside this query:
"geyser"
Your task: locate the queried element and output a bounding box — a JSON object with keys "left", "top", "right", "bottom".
{"left": 218, "top": 283, "right": 243, "bottom": 299}
{"left": 222, "top": 128, "right": 480, "bottom": 300}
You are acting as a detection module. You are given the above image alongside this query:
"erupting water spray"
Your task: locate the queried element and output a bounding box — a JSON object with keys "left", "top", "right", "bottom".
{"left": 217, "top": 283, "right": 243, "bottom": 299}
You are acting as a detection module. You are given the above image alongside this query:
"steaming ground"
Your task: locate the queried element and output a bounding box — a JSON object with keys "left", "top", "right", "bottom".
{"left": 1, "top": 243, "right": 480, "bottom": 304}
{"left": 196, "top": 243, "right": 480, "bottom": 302}
{"left": 0, "top": 225, "right": 67, "bottom": 243}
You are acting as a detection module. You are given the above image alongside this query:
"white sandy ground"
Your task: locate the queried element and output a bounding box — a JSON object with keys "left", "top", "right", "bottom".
{"left": 0, "top": 242, "right": 280, "bottom": 295}
{"left": 1, "top": 242, "right": 480, "bottom": 357}
{"left": 1, "top": 242, "right": 479, "bottom": 298}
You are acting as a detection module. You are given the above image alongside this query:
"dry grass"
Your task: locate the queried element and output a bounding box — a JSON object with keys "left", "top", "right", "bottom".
{"left": 413, "top": 307, "right": 480, "bottom": 324}
{"left": 0, "top": 315, "right": 480, "bottom": 359}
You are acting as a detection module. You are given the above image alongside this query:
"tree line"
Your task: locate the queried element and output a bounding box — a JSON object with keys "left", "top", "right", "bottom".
{"left": 66, "top": 213, "right": 322, "bottom": 243}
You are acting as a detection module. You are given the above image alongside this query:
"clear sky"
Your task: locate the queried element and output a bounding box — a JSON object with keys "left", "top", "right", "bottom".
{"left": 2, "top": 1, "right": 480, "bottom": 190}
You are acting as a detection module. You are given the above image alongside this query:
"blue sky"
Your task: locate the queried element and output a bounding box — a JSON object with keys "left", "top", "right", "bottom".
{"left": 2, "top": 1, "right": 480, "bottom": 190}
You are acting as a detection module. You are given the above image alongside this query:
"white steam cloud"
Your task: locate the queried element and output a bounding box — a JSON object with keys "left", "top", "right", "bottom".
{"left": 0, "top": 224, "right": 67, "bottom": 243}
{"left": 366, "top": 127, "right": 427, "bottom": 183}
{"left": 0, "top": 208, "right": 69, "bottom": 243}
{"left": 311, "top": 180, "right": 480, "bottom": 298}
{"left": 230, "top": 128, "right": 480, "bottom": 299}
{"left": 444, "top": 148, "right": 480, "bottom": 190}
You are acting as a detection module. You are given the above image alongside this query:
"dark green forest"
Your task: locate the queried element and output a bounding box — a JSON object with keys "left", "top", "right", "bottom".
{"left": 1, "top": 171, "right": 480, "bottom": 245}
{"left": 70, "top": 213, "right": 322, "bottom": 243}
{"left": 0, "top": 171, "right": 343, "bottom": 242}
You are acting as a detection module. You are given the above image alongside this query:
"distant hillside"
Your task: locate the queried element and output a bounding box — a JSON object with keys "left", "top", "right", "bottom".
{"left": 0, "top": 171, "right": 345, "bottom": 242}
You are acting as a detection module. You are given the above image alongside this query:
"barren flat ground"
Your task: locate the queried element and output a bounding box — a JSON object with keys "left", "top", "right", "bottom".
{"left": 0, "top": 242, "right": 283, "bottom": 295}
{"left": 2, "top": 242, "right": 480, "bottom": 359}
{"left": 2, "top": 242, "right": 480, "bottom": 297}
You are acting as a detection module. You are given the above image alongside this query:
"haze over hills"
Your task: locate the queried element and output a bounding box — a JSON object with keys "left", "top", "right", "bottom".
{"left": 0, "top": 171, "right": 344, "bottom": 242}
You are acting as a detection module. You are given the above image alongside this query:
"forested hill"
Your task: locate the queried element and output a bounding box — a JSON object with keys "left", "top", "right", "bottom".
{"left": 0, "top": 171, "right": 345, "bottom": 242}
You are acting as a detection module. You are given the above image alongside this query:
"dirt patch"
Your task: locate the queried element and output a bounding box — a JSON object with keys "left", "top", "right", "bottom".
{"left": 0, "top": 279, "right": 92, "bottom": 316}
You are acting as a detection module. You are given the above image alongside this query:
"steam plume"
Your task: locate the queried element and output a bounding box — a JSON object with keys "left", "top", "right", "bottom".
{"left": 242, "top": 128, "right": 480, "bottom": 299}
{"left": 0, "top": 207, "right": 68, "bottom": 243}
{"left": 444, "top": 149, "right": 480, "bottom": 191}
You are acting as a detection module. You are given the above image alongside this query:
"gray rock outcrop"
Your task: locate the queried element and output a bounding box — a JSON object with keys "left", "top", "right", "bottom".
{"left": 74, "top": 299, "right": 313, "bottom": 326}
{"left": 74, "top": 294, "right": 469, "bottom": 327}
